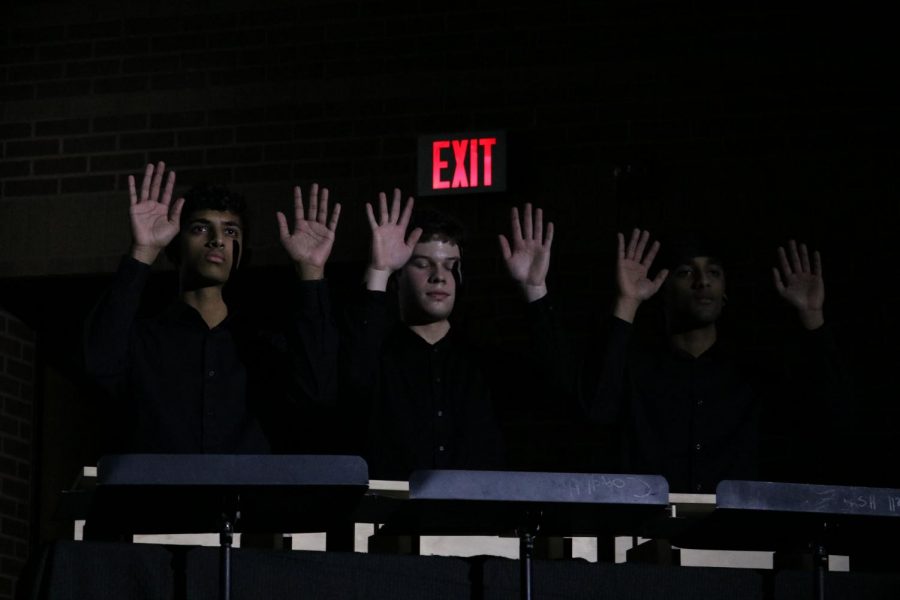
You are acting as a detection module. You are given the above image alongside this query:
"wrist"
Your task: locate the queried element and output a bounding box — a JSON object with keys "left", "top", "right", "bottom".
{"left": 130, "top": 244, "right": 162, "bottom": 265}
{"left": 521, "top": 283, "right": 548, "bottom": 303}
{"left": 613, "top": 296, "right": 641, "bottom": 323}
{"left": 296, "top": 262, "right": 324, "bottom": 281}
{"left": 365, "top": 267, "right": 392, "bottom": 291}
{"left": 798, "top": 308, "right": 825, "bottom": 330}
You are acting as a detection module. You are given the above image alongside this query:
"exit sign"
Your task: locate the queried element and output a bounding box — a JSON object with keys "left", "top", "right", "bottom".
{"left": 417, "top": 131, "right": 507, "bottom": 196}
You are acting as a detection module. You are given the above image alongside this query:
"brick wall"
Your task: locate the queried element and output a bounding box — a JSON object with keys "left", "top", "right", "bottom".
{"left": 0, "top": 309, "right": 35, "bottom": 600}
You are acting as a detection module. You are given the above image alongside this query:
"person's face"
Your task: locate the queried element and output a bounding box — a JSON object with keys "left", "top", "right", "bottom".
{"left": 397, "top": 239, "right": 460, "bottom": 324}
{"left": 178, "top": 209, "right": 243, "bottom": 287}
{"left": 663, "top": 256, "right": 725, "bottom": 328}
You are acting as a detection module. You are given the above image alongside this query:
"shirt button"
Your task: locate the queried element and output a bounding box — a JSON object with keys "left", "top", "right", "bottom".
{"left": 208, "top": 370, "right": 216, "bottom": 377}
{"left": 438, "top": 445, "right": 445, "bottom": 452}
{"left": 696, "top": 399, "right": 703, "bottom": 406}
{"left": 696, "top": 484, "right": 703, "bottom": 492}
{"left": 437, "top": 410, "right": 443, "bottom": 417}
{"left": 695, "top": 443, "right": 702, "bottom": 451}
{"left": 435, "top": 377, "right": 441, "bottom": 383}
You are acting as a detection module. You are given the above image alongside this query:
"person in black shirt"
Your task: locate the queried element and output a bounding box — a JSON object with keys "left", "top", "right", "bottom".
{"left": 341, "top": 190, "right": 558, "bottom": 479}
{"left": 84, "top": 161, "right": 341, "bottom": 453}
{"left": 585, "top": 229, "right": 847, "bottom": 492}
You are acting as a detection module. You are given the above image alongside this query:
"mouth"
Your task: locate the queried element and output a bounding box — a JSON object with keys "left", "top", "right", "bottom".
{"left": 426, "top": 292, "right": 450, "bottom": 301}
{"left": 205, "top": 252, "right": 226, "bottom": 264}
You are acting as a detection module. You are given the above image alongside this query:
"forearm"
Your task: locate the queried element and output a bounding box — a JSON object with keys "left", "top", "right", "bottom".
{"left": 582, "top": 316, "right": 632, "bottom": 424}
{"left": 84, "top": 256, "right": 148, "bottom": 378}
{"left": 287, "top": 279, "right": 339, "bottom": 406}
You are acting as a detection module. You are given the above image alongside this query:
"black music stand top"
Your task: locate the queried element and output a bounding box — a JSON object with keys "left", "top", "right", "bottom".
{"left": 671, "top": 479, "right": 900, "bottom": 553}
{"left": 376, "top": 469, "right": 669, "bottom": 537}
{"left": 88, "top": 454, "right": 369, "bottom": 535}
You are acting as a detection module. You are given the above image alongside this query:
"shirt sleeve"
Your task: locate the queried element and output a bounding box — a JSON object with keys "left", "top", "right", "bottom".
{"left": 83, "top": 256, "right": 150, "bottom": 387}
{"left": 582, "top": 316, "right": 634, "bottom": 424}
{"left": 338, "top": 289, "right": 392, "bottom": 406}
{"left": 283, "top": 278, "right": 340, "bottom": 409}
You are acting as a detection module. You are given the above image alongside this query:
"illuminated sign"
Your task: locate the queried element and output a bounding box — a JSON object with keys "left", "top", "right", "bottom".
{"left": 417, "top": 131, "right": 506, "bottom": 196}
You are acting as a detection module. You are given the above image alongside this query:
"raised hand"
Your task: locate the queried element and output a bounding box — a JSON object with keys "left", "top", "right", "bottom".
{"left": 277, "top": 183, "right": 341, "bottom": 280}
{"left": 773, "top": 240, "right": 825, "bottom": 329}
{"left": 613, "top": 229, "right": 668, "bottom": 322}
{"left": 365, "top": 189, "right": 422, "bottom": 273}
{"left": 129, "top": 161, "right": 184, "bottom": 264}
{"left": 499, "top": 203, "right": 553, "bottom": 301}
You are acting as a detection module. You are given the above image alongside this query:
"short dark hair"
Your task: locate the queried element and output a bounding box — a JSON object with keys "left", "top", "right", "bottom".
{"left": 409, "top": 207, "right": 465, "bottom": 248}
{"left": 655, "top": 230, "right": 728, "bottom": 275}
{"left": 165, "top": 184, "right": 248, "bottom": 265}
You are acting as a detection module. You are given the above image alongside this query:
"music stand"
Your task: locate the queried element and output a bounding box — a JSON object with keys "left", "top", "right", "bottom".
{"left": 669, "top": 480, "right": 900, "bottom": 600}
{"left": 87, "top": 454, "right": 369, "bottom": 600}
{"left": 371, "top": 469, "right": 669, "bottom": 600}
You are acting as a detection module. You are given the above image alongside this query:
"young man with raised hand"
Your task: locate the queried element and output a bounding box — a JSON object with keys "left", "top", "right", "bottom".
{"left": 84, "top": 161, "right": 341, "bottom": 454}
{"left": 341, "top": 190, "right": 559, "bottom": 480}
{"left": 586, "top": 229, "right": 849, "bottom": 492}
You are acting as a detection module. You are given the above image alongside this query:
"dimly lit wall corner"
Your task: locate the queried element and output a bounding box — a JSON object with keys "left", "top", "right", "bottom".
{"left": 0, "top": 309, "right": 35, "bottom": 600}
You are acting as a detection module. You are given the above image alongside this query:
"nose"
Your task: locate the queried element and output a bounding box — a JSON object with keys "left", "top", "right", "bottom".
{"left": 205, "top": 227, "right": 225, "bottom": 248}
{"left": 692, "top": 271, "right": 710, "bottom": 288}
{"left": 428, "top": 264, "right": 449, "bottom": 283}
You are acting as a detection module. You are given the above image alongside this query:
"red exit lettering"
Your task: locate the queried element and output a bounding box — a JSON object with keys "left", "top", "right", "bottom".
{"left": 432, "top": 137, "right": 497, "bottom": 190}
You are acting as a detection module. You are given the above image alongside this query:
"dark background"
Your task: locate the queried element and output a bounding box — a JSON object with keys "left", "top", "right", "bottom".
{"left": 3, "top": 0, "right": 898, "bottom": 557}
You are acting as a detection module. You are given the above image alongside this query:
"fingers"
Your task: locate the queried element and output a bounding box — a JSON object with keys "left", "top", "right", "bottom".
{"left": 812, "top": 250, "right": 822, "bottom": 277}
{"left": 510, "top": 206, "right": 523, "bottom": 242}
{"left": 522, "top": 203, "right": 533, "bottom": 242}
{"left": 622, "top": 229, "right": 655, "bottom": 263}
{"left": 498, "top": 234, "right": 512, "bottom": 261}
{"left": 169, "top": 197, "right": 185, "bottom": 225}
{"left": 651, "top": 268, "right": 669, "bottom": 291}
{"left": 772, "top": 267, "right": 786, "bottom": 295}
{"left": 139, "top": 163, "right": 154, "bottom": 203}
{"left": 625, "top": 228, "right": 639, "bottom": 259}
{"left": 643, "top": 240, "right": 661, "bottom": 267}
{"left": 327, "top": 202, "right": 341, "bottom": 231}
{"left": 365, "top": 202, "right": 378, "bottom": 231}
{"left": 294, "top": 186, "right": 305, "bottom": 225}
{"left": 161, "top": 170, "right": 176, "bottom": 207}
{"left": 276, "top": 211, "right": 290, "bottom": 241}
{"left": 406, "top": 227, "right": 423, "bottom": 248}
{"left": 799, "top": 242, "right": 811, "bottom": 273}
{"left": 398, "top": 194, "right": 415, "bottom": 229}
{"left": 788, "top": 239, "right": 802, "bottom": 274}
{"left": 533, "top": 206, "right": 543, "bottom": 245}
{"left": 776, "top": 245, "right": 792, "bottom": 277}
{"left": 389, "top": 188, "right": 401, "bottom": 223}
{"left": 543, "top": 221, "right": 554, "bottom": 248}
{"left": 377, "top": 192, "right": 389, "bottom": 224}
{"left": 128, "top": 175, "right": 137, "bottom": 206}
{"left": 148, "top": 161, "right": 165, "bottom": 203}
{"left": 317, "top": 186, "right": 328, "bottom": 225}
{"left": 308, "top": 183, "right": 319, "bottom": 222}
{"left": 634, "top": 230, "right": 649, "bottom": 262}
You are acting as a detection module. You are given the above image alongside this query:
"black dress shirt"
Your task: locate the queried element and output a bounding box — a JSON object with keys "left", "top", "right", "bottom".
{"left": 83, "top": 256, "right": 337, "bottom": 454}
{"left": 340, "top": 290, "right": 562, "bottom": 480}
{"left": 586, "top": 317, "right": 848, "bottom": 493}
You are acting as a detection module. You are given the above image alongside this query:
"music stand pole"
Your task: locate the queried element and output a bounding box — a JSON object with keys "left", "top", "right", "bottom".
{"left": 220, "top": 513, "right": 235, "bottom": 600}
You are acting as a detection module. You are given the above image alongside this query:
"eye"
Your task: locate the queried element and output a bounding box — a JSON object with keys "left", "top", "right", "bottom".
{"left": 675, "top": 267, "right": 693, "bottom": 278}
{"left": 189, "top": 224, "right": 208, "bottom": 234}
{"left": 444, "top": 260, "right": 458, "bottom": 271}
{"left": 224, "top": 227, "right": 241, "bottom": 238}
{"left": 708, "top": 268, "right": 722, "bottom": 278}
{"left": 412, "top": 259, "right": 430, "bottom": 269}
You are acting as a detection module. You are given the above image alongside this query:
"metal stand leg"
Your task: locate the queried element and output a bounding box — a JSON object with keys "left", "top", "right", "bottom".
{"left": 220, "top": 518, "right": 234, "bottom": 600}
{"left": 812, "top": 542, "right": 827, "bottom": 600}
{"left": 517, "top": 511, "right": 541, "bottom": 600}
